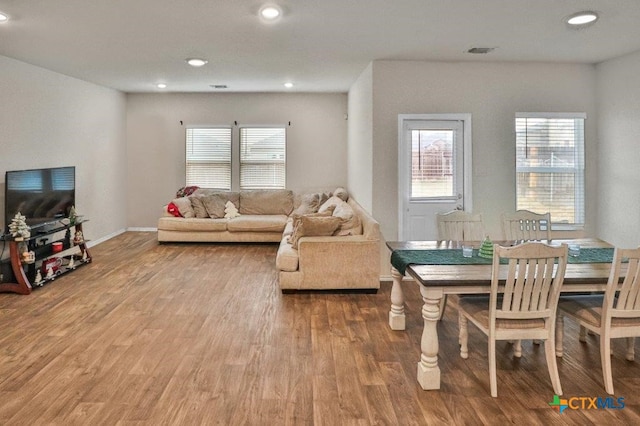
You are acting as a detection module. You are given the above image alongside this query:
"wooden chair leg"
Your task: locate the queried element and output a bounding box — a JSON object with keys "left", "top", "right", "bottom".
{"left": 459, "top": 312, "right": 469, "bottom": 359}
{"left": 437, "top": 295, "right": 448, "bottom": 320}
{"left": 545, "top": 337, "right": 563, "bottom": 395}
{"left": 489, "top": 336, "right": 498, "bottom": 397}
{"left": 626, "top": 337, "right": 635, "bottom": 361}
{"left": 601, "top": 334, "right": 614, "bottom": 395}
{"left": 514, "top": 340, "right": 522, "bottom": 358}
{"left": 555, "top": 315, "right": 564, "bottom": 357}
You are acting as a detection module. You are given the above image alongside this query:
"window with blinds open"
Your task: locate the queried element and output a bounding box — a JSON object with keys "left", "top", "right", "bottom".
{"left": 239, "top": 127, "right": 286, "bottom": 189}
{"left": 186, "top": 127, "right": 232, "bottom": 190}
{"left": 515, "top": 113, "right": 585, "bottom": 227}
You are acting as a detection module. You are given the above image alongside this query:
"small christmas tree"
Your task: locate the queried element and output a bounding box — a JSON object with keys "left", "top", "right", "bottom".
{"left": 478, "top": 236, "right": 494, "bottom": 259}
{"left": 68, "top": 205, "right": 77, "bottom": 224}
{"left": 9, "top": 212, "right": 31, "bottom": 239}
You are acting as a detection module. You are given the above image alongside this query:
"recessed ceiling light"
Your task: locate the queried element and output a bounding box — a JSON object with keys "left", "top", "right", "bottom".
{"left": 260, "top": 4, "right": 282, "bottom": 20}
{"left": 156, "top": 83, "right": 167, "bottom": 89}
{"left": 186, "top": 58, "right": 208, "bottom": 67}
{"left": 0, "top": 12, "right": 9, "bottom": 22}
{"left": 566, "top": 11, "right": 598, "bottom": 27}
{"left": 284, "top": 82, "right": 294, "bottom": 88}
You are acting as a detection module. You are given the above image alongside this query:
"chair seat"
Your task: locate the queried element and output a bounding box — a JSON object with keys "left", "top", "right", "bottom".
{"left": 459, "top": 297, "right": 546, "bottom": 330}
{"left": 558, "top": 295, "right": 639, "bottom": 328}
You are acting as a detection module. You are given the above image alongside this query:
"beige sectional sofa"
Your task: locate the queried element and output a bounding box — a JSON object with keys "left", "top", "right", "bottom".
{"left": 157, "top": 188, "right": 380, "bottom": 291}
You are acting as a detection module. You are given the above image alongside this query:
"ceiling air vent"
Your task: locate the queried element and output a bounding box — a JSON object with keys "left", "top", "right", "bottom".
{"left": 210, "top": 85, "right": 228, "bottom": 89}
{"left": 467, "top": 47, "right": 496, "bottom": 54}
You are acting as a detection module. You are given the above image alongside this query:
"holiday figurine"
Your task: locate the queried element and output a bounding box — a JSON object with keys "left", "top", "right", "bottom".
{"left": 9, "top": 212, "right": 31, "bottom": 240}
{"left": 68, "top": 206, "right": 77, "bottom": 225}
{"left": 73, "top": 230, "right": 84, "bottom": 245}
{"left": 34, "top": 269, "right": 43, "bottom": 285}
{"left": 478, "top": 236, "right": 494, "bottom": 259}
{"left": 68, "top": 256, "right": 75, "bottom": 269}
{"left": 45, "top": 265, "right": 55, "bottom": 279}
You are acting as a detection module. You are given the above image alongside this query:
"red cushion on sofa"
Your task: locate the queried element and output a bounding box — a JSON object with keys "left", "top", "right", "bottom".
{"left": 167, "top": 202, "right": 182, "bottom": 217}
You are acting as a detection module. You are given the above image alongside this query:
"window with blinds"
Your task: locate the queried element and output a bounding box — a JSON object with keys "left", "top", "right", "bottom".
{"left": 515, "top": 113, "right": 585, "bottom": 227}
{"left": 186, "top": 127, "right": 232, "bottom": 190}
{"left": 239, "top": 127, "right": 286, "bottom": 189}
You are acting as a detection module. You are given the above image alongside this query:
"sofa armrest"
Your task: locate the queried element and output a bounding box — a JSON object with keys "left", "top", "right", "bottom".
{"left": 296, "top": 236, "right": 380, "bottom": 288}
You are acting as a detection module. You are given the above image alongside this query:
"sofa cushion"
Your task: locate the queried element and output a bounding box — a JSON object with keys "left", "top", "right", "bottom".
{"left": 239, "top": 190, "right": 294, "bottom": 215}
{"left": 227, "top": 215, "right": 288, "bottom": 232}
{"left": 283, "top": 217, "right": 295, "bottom": 237}
{"left": 276, "top": 236, "right": 299, "bottom": 272}
{"left": 189, "top": 195, "right": 209, "bottom": 218}
{"left": 172, "top": 197, "right": 195, "bottom": 218}
{"left": 291, "top": 193, "right": 322, "bottom": 216}
{"left": 201, "top": 193, "right": 228, "bottom": 218}
{"left": 289, "top": 215, "right": 342, "bottom": 249}
{"left": 158, "top": 217, "right": 228, "bottom": 232}
{"left": 333, "top": 200, "right": 362, "bottom": 236}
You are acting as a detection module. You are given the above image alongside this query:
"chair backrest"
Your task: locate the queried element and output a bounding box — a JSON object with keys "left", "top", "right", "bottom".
{"left": 491, "top": 242, "right": 568, "bottom": 324}
{"left": 604, "top": 247, "right": 640, "bottom": 324}
{"left": 501, "top": 210, "right": 551, "bottom": 241}
{"left": 436, "top": 210, "right": 485, "bottom": 241}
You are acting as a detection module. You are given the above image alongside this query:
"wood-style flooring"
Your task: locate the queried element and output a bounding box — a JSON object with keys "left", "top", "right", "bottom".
{"left": 0, "top": 232, "right": 638, "bottom": 425}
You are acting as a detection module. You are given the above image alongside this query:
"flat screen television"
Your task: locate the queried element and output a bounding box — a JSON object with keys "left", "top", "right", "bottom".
{"left": 4, "top": 166, "right": 75, "bottom": 233}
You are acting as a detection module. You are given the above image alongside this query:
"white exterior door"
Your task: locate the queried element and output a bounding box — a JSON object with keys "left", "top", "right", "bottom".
{"left": 398, "top": 114, "right": 472, "bottom": 241}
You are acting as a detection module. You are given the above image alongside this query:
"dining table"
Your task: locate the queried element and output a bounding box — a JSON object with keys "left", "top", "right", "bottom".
{"left": 386, "top": 238, "right": 622, "bottom": 390}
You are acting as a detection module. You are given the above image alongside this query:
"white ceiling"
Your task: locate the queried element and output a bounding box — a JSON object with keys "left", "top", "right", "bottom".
{"left": 1, "top": 0, "right": 639, "bottom": 93}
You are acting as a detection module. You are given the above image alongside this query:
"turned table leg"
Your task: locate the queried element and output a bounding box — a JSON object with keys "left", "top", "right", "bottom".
{"left": 417, "top": 285, "right": 442, "bottom": 390}
{"left": 389, "top": 267, "right": 406, "bottom": 330}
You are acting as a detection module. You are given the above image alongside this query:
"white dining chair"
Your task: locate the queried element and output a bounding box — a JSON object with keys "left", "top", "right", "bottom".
{"left": 501, "top": 210, "right": 551, "bottom": 242}
{"left": 458, "top": 242, "right": 568, "bottom": 397}
{"left": 556, "top": 246, "right": 640, "bottom": 395}
{"left": 435, "top": 210, "right": 486, "bottom": 319}
{"left": 437, "top": 210, "right": 486, "bottom": 242}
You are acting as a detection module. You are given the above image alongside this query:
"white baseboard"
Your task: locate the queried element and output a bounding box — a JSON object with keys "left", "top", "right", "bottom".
{"left": 127, "top": 227, "right": 157, "bottom": 232}
{"left": 86, "top": 228, "right": 126, "bottom": 248}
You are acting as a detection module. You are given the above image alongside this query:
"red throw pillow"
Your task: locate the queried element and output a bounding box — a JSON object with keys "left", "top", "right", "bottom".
{"left": 167, "top": 202, "right": 182, "bottom": 217}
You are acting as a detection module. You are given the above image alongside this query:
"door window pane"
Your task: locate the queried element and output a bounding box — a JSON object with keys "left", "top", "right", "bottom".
{"left": 411, "top": 129, "right": 455, "bottom": 198}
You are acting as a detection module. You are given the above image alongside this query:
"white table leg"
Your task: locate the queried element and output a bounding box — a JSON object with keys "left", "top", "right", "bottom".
{"left": 417, "top": 286, "right": 442, "bottom": 390}
{"left": 389, "top": 267, "right": 406, "bottom": 330}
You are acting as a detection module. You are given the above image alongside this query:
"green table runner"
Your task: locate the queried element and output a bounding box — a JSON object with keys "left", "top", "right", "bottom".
{"left": 391, "top": 247, "right": 615, "bottom": 275}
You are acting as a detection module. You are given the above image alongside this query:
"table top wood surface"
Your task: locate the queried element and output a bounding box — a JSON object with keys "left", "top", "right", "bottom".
{"left": 387, "top": 238, "right": 618, "bottom": 288}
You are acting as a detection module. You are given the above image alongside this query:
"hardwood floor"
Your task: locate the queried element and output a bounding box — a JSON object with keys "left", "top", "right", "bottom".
{"left": 0, "top": 231, "right": 638, "bottom": 425}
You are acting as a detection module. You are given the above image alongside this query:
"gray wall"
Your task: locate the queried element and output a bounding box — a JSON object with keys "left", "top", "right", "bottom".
{"left": 596, "top": 50, "right": 640, "bottom": 247}
{"left": 349, "top": 60, "right": 598, "bottom": 276}
{"left": 0, "top": 55, "right": 127, "bottom": 242}
{"left": 125, "top": 92, "right": 348, "bottom": 228}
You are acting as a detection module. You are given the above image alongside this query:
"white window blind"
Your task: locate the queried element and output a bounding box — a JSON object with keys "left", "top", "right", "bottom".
{"left": 186, "top": 127, "right": 232, "bottom": 190}
{"left": 515, "top": 113, "right": 585, "bottom": 227}
{"left": 239, "top": 127, "right": 286, "bottom": 189}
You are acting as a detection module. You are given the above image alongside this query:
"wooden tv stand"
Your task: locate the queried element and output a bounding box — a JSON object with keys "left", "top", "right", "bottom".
{"left": 0, "top": 220, "right": 92, "bottom": 295}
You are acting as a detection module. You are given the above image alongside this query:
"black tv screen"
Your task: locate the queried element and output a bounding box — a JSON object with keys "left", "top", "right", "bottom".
{"left": 5, "top": 166, "right": 75, "bottom": 232}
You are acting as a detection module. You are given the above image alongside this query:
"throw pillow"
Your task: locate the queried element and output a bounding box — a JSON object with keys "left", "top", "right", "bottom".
{"left": 318, "top": 195, "right": 344, "bottom": 214}
{"left": 224, "top": 200, "right": 241, "bottom": 219}
{"left": 189, "top": 195, "right": 209, "bottom": 218}
{"left": 201, "top": 193, "right": 227, "bottom": 218}
{"left": 333, "top": 187, "right": 349, "bottom": 201}
{"left": 167, "top": 202, "right": 181, "bottom": 217}
{"left": 291, "top": 193, "right": 322, "bottom": 216}
{"left": 289, "top": 215, "right": 342, "bottom": 249}
{"left": 332, "top": 201, "right": 362, "bottom": 236}
{"left": 172, "top": 197, "right": 195, "bottom": 218}
{"left": 176, "top": 186, "right": 199, "bottom": 198}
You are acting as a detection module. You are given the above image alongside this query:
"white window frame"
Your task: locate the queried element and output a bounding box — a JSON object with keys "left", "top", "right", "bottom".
{"left": 239, "top": 126, "right": 286, "bottom": 190}
{"left": 515, "top": 112, "right": 586, "bottom": 230}
{"left": 185, "top": 126, "right": 232, "bottom": 190}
